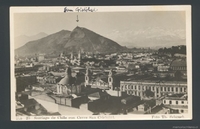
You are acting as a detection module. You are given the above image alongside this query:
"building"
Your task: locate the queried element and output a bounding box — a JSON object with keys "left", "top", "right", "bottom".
{"left": 56, "top": 67, "right": 81, "bottom": 96}
{"left": 38, "top": 54, "right": 45, "bottom": 62}
{"left": 170, "top": 59, "right": 187, "bottom": 71}
{"left": 120, "top": 81, "right": 187, "bottom": 99}
{"left": 16, "top": 76, "right": 37, "bottom": 92}
{"left": 152, "top": 71, "right": 176, "bottom": 78}
{"left": 157, "top": 65, "right": 170, "bottom": 72}
{"left": 135, "top": 99, "right": 156, "bottom": 114}
{"left": 85, "top": 68, "right": 122, "bottom": 97}
{"left": 163, "top": 93, "right": 188, "bottom": 114}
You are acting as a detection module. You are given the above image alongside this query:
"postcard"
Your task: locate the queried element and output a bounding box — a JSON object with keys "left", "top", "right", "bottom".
{"left": 10, "top": 5, "right": 192, "bottom": 121}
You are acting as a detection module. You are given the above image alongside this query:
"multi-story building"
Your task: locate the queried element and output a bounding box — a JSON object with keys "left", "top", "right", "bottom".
{"left": 157, "top": 65, "right": 170, "bottom": 72}
{"left": 85, "top": 68, "right": 122, "bottom": 97}
{"left": 56, "top": 67, "right": 81, "bottom": 95}
{"left": 163, "top": 94, "right": 188, "bottom": 114}
{"left": 38, "top": 54, "right": 45, "bottom": 62}
{"left": 120, "top": 81, "right": 187, "bottom": 99}
{"left": 170, "top": 59, "right": 187, "bottom": 71}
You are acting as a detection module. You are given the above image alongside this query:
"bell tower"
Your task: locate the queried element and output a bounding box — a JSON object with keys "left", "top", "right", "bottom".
{"left": 78, "top": 50, "right": 81, "bottom": 60}
{"left": 70, "top": 52, "right": 74, "bottom": 60}
{"left": 65, "top": 67, "right": 72, "bottom": 76}
{"left": 85, "top": 68, "right": 92, "bottom": 87}
{"left": 108, "top": 69, "right": 114, "bottom": 90}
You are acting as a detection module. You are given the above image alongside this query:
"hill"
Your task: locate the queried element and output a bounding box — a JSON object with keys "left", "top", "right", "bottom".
{"left": 15, "top": 26, "right": 124, "bottom": 56}
{"left": 14, "top": 32, "right": 48, "bottom": 49}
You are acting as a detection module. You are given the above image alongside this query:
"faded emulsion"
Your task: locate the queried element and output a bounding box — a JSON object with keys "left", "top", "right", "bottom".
{"left": 11, "top": 6, "right": 191, "bottom": 120}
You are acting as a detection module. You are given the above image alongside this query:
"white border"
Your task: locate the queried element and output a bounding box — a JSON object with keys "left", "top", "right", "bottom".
{"left": 10, "top": 5, "right": 192, "bottom": 121}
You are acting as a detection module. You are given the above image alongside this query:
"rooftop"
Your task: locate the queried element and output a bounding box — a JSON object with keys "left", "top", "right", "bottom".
{"left": 170, "top": 59, "right": 186, "bottom": 67}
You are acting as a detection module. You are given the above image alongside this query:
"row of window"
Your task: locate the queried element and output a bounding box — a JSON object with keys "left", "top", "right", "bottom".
{"left": 163, "top": 100, "right": 187, "bottom": 105}
{"left": 127, "top": 90, "right": 143, "bottom": 96}
{"left": 127, "top": 91, "right": 171, "bottom": 98}
{"left": 172, "top": 66, "right": 186, "bottom": 70}
{"left": 121, "top": 85, "right": 187, "bottom": 93}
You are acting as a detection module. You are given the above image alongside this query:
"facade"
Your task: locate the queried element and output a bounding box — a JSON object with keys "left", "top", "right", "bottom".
{"left": 70, "top": 51, "right": 82, "bottom": 66}
{"left": 163, "top": 94, "right": 188, "bottom": 114}
{"left": 38, "top": 54, "right": 45, "bottom": 62}
{"left": 120, "top": 81, "right": 187, "bottom": 99}
{"left": 56, "top": 67, "right": 81, "bottom": 96}
{"left": 157, "top": 65, "right": 170, "bottom": 72}
{"left": 85, "top": 68, "right": 121, "bottom": 96}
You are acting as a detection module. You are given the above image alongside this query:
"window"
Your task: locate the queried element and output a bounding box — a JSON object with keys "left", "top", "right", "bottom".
{"left": 176, "top": 101, "right": 178, "bottom": 105}
{"left": 138, "top": 86, "right": 140, "bottom": 90}
{"left": 131, "top": 85, "right": 134, "bottom": 89}
{"left": 181, "top": 110, "right": 184, "bottom": 113}
{"left": 152, "top": 87, "right": 154, "bottom": 91}
{"left": 176, "top": 87, "right": 178, "bottom": 92}
{"left": 180, "top": 87, "right": 183, "bottom": 92}
{"left": 161, "top": 87, "right": 163, "bottom": 91}
{"left": 169, "top": 101, "right": 172, "bottom": 104}
{"left": 171, "top": 87, "right": 174, "bottom": 92}
{"left": 109, "top": 77, "right": 112, "bottom": 82}
{"left": 164, "top": 100, "right": 166, "bottom": 104}
{"left": 182, "top": 101, "right": 184, "bottom": 104}
{"left": 168, "top": 87, "right": 170, "bottom": 91}
{"left": 164, "top": 87, "right": 166, "bottom": 91}
{"left": 184, "top": 88, "right": 187, "bottom": 92}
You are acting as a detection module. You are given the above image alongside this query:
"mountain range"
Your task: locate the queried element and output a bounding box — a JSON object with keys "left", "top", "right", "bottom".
{"left": 15, "top": 26, "right": 186, "bottom": 56}
{"left": 14, "top": 32, "right": 48, "bottom": 49}
{"left": 15, "top": 26, "right": 125, "bottom": 56}
{"left": 107, "top": 27, "right": 186, "bottom": 48}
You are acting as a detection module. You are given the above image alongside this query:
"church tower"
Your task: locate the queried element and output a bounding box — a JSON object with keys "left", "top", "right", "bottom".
{"left": 78, "top": 50, "right": 81, "bottom": 60}
{"left": 57, "top": 67, "right": 72, "bottom": 94}
{"left": 108, "top": 69, "right": 114, "bottom": 90}
{"left": 70, "top": 52, "right": 74, "bottom": 60}
{"left": 85, "top": 68, "right": 92, "bottom": 87}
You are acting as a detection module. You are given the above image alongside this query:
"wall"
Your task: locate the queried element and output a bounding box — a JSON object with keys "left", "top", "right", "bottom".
{"left": 58, "top": 105, "right": 93, "bottom": 115}
{"left": 29, "top": 96, "right": 59, "bottom": 113}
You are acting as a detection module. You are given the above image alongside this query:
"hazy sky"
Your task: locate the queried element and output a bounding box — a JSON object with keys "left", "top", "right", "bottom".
{"left": 14, "top": 11, "right": 186, "bottom": 46}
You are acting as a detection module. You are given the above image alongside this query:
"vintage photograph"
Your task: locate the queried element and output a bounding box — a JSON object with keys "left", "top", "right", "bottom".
{"left": 10, "top": 6, "right": 192, "bottom": 120}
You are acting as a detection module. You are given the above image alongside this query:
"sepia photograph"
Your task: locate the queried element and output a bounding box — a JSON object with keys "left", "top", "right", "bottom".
{"left": 10, "top": 6, "right": 192, "bottom": 121}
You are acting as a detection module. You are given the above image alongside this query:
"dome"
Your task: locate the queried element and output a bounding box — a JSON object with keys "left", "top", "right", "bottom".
{"left": 58, "top": 76, "right": 71, "bottom": 85}
{"left": 86, "top": 68, "right": 92, "bottom": 75}
{"left": 58, "top": 67, "right": 73, "bottom": 85}
{"left": 171, "top": 59, "right": 186, "bottom": 67}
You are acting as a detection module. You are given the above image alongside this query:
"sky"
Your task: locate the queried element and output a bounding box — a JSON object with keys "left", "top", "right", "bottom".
{"left": 14, "top": 11, "right": 186, "bottom": 46}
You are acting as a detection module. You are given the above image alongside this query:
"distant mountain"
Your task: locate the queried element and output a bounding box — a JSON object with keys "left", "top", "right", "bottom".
{"left": 15, "top": 27, "right": 124, "bottom": 56}
{"left": 107, "top": 27, "right": 186, "bottom": 48}
{"left": 15, "top": 32, "right": 48, "bottom": 49}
